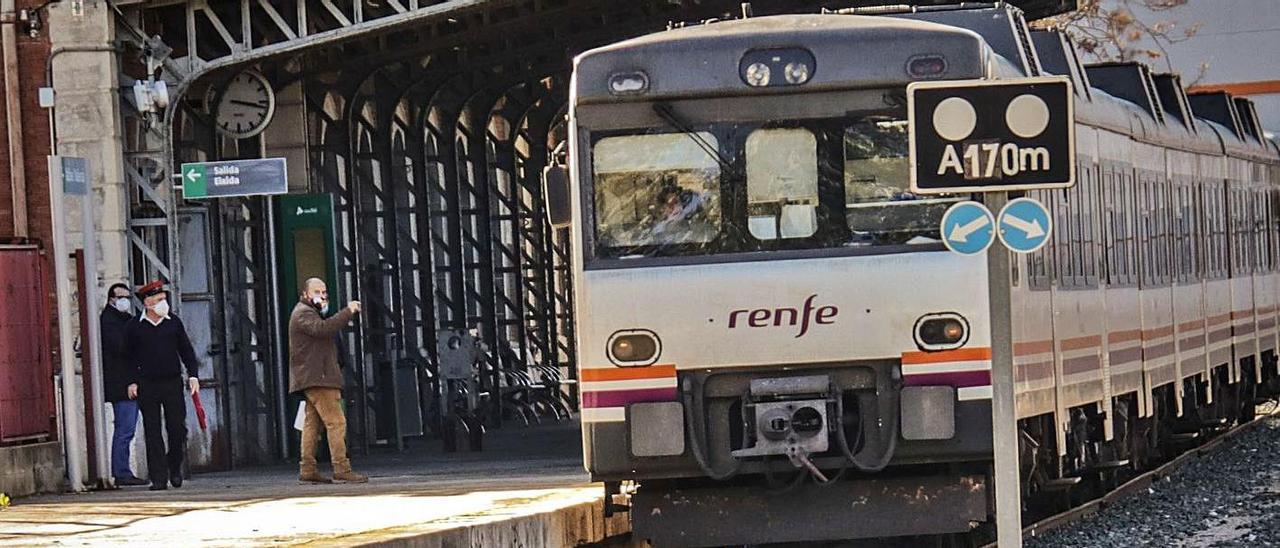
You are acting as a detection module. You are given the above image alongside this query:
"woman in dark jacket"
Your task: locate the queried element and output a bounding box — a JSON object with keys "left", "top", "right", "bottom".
{"left": 101, "top": 283, "right": 147, "bottom": 486}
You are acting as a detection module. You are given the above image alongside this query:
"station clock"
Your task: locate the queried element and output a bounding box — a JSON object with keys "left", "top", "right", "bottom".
{"left": 211, "top": 69, "right": 276, "bottom": 139}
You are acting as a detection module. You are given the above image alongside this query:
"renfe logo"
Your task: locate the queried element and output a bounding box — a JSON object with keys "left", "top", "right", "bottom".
{"left": 728, "top": 295, "right": 838, "bottom": 338}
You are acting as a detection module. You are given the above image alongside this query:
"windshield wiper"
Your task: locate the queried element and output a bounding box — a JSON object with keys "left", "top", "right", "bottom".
{"left": 652, "top": 102, "right": 737, "bottom": 175}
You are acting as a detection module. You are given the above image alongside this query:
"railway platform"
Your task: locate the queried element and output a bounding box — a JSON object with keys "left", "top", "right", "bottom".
{"left": 0, "top": 422, "right": 629, "bottom": 547}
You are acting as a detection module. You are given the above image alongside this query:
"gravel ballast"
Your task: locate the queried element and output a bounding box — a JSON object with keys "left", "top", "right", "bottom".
{"left": 1027, "top": 412, "right": 1280, "bottom": 548}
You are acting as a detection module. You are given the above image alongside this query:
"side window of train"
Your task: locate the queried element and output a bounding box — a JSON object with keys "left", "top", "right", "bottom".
{"left": 1120, "top": 169, "right": 1137, "bottom": 286}
{"left": 1028, "top": 190, "right": 1053, "bottom": 290}
{"left": 1271, "top": 189, "right": 1280, "bottom": 272}
{"left": 1102, "top": 164, "right": 1118, "bottom": 286}
{"left": 1138, "top": 175, "right": 1152, "bottom": 287}
{"left": 1158, "top": 175, "right": 1173, "bottom": 285}
{"left": 1175, "top": 180, "right": 1194, "bottom": 283}
{"left": 1191, "top": 181, "right": 1204, "bottom": 281}
{"left": 1259, "top": 189, "right": 1269, "bottom": 276}
{"left": 1213, "top": 184, "right": 1227, "bottom": 279}
{"left": 1083, "top": 163, "right": 1099, "bottom": 287}
{"left": 1218, "top": 184, "right": 1230, "bottom": 279}
{"left": 1054, "top": 183, "right": 1080, "bottom": 287}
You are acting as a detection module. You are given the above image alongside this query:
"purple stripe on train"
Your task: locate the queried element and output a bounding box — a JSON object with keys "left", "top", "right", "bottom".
{"left": 902, "top": 370, "right": 991, "bottom": 388}
{"left": 581, "top": 387, "right": 678, "bottom": 408}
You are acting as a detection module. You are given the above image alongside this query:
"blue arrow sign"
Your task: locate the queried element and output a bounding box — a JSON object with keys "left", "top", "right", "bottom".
{"left": 997, "top": 197, "right": 1053, "bottom": 254}
{"left": 940, "top": 201, "right": 995, "bottom": 256}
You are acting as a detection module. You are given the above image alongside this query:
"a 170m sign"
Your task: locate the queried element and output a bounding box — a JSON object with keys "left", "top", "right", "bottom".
{"left": 181, "top": 157, "right": 288, "bottom": 199}
{"left": 907, "top": 77, "right": 1075, "bottom": 194}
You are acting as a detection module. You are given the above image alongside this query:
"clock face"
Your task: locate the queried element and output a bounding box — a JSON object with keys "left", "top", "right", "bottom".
{"left": 214, "top": 70, "right": 276, "bottom": 139}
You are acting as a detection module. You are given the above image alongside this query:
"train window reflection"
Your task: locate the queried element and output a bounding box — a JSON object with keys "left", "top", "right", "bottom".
{"left": 592, "top": 132, "right": 721, "bottom": 249}
{"left": 843, "top": 118, "right": 957, "bottom": 246}
{"left": 746, "top": 128, "right": 818, "bottom": 240}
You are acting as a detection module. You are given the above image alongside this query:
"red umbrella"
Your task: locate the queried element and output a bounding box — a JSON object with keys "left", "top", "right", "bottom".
{"left": 191, "top": 391, "right": 208, "bottom": 431}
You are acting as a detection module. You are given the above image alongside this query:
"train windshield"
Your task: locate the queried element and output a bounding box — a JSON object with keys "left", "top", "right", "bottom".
{"left": 590, "top": 114, "right": 957, "bottom": 259}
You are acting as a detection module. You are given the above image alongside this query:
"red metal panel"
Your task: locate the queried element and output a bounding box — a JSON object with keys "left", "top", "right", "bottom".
{"left": 0, "top": 246, "right": 54, "bottom": 441}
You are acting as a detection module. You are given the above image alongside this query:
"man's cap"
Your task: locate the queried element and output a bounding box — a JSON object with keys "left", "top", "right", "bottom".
{"left": 136, "top": 280, "right": 166, "bottom": 299}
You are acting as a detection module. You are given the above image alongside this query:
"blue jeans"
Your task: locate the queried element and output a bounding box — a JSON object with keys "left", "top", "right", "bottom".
{"left": 111, "top": 400, "right": 139, "bottom": 479}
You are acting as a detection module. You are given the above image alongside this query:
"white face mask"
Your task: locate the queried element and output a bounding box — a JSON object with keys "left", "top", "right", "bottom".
{"left": 113, "top": 298, "right": 131, "bottom": 313}
{"left": 151, "top": 300, "right": 170, "bottom": 317}
{"left": 311, "top": 296, "right": 327, "bottom": 311}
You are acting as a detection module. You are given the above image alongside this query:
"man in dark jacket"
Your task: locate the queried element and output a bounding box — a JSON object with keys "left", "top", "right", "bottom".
{"left": 101, "top": 283, "right": 148, "bottom": 486}
{"left": 289, "top": 277, "right": 366, "bottom": 484}
{"left": 125, "top": 280, "right": 201, "bottom": 491}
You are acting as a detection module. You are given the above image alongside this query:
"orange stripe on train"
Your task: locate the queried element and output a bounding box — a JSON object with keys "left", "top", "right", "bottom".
{"left": 580, "top": 364, "right": 676, "bottom": 382}
{"left": 901, "top": 347, "right": 991, "bottom": 365}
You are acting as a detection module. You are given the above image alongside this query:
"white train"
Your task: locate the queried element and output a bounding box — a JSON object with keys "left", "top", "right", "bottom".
{"left": 541, "top": 3, "right": 1280, "bottom": 545}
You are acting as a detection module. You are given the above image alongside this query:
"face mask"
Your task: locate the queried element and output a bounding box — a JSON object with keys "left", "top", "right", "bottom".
{"left": 311, "top": 296, "right": 327, "bottom": 311}
{"left": 113, "top": 298, "right": 131, "bottom": 313}
{"left": 152, "top": 300, "right": 170, "bottom": 317}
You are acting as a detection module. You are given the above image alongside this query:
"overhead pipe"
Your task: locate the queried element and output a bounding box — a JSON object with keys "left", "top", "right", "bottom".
{"left": 2, "top": 0, "right": 26, "bottom": 238}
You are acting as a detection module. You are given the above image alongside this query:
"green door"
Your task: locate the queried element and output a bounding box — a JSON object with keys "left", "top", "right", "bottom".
{"left": 276, "top": 193, "right": 341, "bottom": 459}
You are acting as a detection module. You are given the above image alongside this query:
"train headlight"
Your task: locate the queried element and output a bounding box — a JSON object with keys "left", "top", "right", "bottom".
{"left": 783, "top": 62, "right": 810, "bottom": 85}
{"left": 907, "top": 54, "right": 948, "bottom": 79}
{"left": 914, "top": 313, "right": 969, "bottom": 351}
{"left": 744, "top": 62, "right": 771, "bottom": 87}
{"left": 739, "top": 48, "right": 815, "bottom": 88}
{"left": 607, "top": 329, "right": 661, "bottom": 366}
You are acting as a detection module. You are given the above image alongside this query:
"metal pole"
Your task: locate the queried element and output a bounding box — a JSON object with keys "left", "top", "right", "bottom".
{"left": 49, "top": 157, "right": 85, "bottom": 492}
{"left": 82, "top": 187, "right": 110, "bottom": 486}
{"left": 388, "top": 333, "right": 404, "bottom": 451}
{"left": 264, "top": 197, "right": 289, "bottom": 460}
{"left": 987, "top": 191, "right": 1022, "bottom": 547}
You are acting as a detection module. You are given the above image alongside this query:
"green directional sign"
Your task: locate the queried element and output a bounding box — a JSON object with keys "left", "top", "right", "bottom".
{"left": 180, "top": 158, "right": 287, "bottom": 199}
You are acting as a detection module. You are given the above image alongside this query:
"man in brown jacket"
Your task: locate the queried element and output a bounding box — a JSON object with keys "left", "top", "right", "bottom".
{"left": 290, "top": 277, "right": 367, "bottom": 484}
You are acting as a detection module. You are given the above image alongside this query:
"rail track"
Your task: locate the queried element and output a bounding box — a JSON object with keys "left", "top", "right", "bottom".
{"left": 980, "top": 404, "right": 1280, "bottom": 548}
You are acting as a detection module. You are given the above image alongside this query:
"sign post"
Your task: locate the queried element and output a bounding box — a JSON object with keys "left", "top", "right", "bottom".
{"left": 48, "top": 156, "right": 93, "bottom": 491}
{"left": 908, "top": 77, "right": 1075, "bottom": 547}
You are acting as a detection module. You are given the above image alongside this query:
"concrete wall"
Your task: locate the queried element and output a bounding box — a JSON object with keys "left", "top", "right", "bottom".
{"left": 0, "top": 442, "right": 65, "bottom": 498}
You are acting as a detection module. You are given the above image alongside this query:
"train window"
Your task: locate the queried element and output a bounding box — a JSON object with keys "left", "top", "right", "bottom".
{"left": 1053, "top": 186, "right": 1073, "bottom": 286}
{"left": 746, "top": 128, "right": 819, "bottom": 240}
{"left": 1270, "top": 190, "right": 1280, "bottom": 272}
{"left": 1085, "top": 166, "right": 1095, "bottom": 286}
{"left": 843, "top": 119, "right": 956, "bottom": 245}
{"left": 591, "top": 132, "right": 722, "bottom": 249}
{"left": 1255, "top": 189, "right": 1267, "bottom": 274}
{"left": 1105, "top": 165, "right": 1135, "bottom": 286}
{"left": 1211, "top": 185, "right": 1225, "bottom": 279}
{"left": 1102, "top": 167, "right": 1118, "bottom": 285}
{"left": 1157, "top": 176, "right": 1172, "bottom": 284}
{"left": 1028, "top": 190, "right": 1053, "bottom": 290}
{"left": 1173, "top": 182, "right": 1186, "bottom": 282}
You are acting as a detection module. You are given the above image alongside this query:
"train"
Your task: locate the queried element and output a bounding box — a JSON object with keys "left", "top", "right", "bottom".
{"left": 541, "top": 2, "right": 1280, "bottom": 545}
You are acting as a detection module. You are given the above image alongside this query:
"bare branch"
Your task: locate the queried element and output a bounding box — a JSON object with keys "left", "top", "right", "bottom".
{"left": 1032, "top": 0, "right": 1205, "bottom": 77}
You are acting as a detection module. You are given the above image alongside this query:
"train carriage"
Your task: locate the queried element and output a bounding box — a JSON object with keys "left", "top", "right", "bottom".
{"left": 547, "top": 3, "right": 1280, "bottom": 545}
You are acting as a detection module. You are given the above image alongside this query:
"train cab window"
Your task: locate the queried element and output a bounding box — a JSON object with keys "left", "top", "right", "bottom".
{"left": 591, "top": 132, "right": 722, "bottom": 249}
{"left": 843, "top": 118, "right": 955, "bottom": 245}
{"left": 746, "top": 128, "right": 818, "bottom": 240}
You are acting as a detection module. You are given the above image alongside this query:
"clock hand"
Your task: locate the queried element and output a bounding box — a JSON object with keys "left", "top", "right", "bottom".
{"left": 229, "top": 99, "right": 267, "bottom": 108}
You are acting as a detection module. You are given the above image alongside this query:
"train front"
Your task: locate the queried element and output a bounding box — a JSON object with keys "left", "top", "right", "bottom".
{"left": 566, "top": 14, "right": 999, "bottom": 545}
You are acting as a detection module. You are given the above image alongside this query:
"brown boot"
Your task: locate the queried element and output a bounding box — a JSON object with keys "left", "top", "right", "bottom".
{"left": 332, "top": 470, "right": 368, "bottom": 484}
{"left": 299, "top": 468, "right": 332, "bottom": 484}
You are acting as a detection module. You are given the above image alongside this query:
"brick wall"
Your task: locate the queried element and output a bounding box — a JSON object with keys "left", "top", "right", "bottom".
{"left": 0, "top": 3, "right": 59, "bottom": 382}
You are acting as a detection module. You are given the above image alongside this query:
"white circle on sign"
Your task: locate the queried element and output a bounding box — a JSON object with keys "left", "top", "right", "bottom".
{"left": 1006, "top": 94, "right": 1050, "bottom": 138}
{"left": 932, "top": 97, "right": 977, "bottom": 141}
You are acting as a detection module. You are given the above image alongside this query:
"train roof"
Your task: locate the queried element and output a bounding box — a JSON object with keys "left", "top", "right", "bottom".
{"left": 573, "top": 14, "right": 989, "bottom": 103}
{"left": 573, "top": 4, "right": 1279, "bottom": 165}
